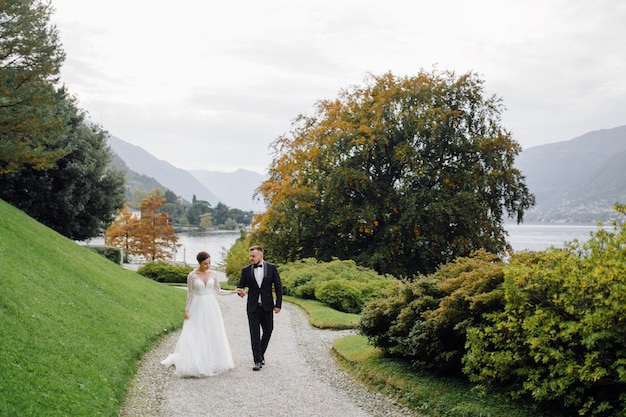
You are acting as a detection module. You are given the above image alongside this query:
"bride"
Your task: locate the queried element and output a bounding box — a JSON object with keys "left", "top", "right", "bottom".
{"left": 161, "top": 251, "right": 237, "bottom": 377}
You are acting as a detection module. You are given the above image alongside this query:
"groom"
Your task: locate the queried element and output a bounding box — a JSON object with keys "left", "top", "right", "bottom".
{"left": 236, "top": 245, "right": 283, "bottom": 371}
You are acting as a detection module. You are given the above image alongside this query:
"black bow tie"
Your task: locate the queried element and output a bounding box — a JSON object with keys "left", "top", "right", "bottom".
{"left": 253, "top": 264, "right": 263, "bottom": 268}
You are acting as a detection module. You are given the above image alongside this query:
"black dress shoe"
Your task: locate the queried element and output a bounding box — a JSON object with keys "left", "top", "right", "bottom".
{"left": 262, "top": 357, "right": 265, "bottom": 365}
{"left": 253, "top": 362, "right": 262, "bottom": 371}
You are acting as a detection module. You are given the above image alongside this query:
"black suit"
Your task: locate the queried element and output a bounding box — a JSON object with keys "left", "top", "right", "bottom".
{"left": 237, "top": 262, "right": 283, "bottom": 364}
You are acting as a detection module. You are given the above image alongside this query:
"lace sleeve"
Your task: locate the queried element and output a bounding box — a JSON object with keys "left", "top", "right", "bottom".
{"left": 185, "top": 271, "right": 195, "bottom": 311}
{"left": 213, "top": 273, "right": 233, "bottom": 296}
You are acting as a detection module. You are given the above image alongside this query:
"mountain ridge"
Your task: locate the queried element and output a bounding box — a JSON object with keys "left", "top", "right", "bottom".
{"left": 188, "top": 169, "right": 266, "bottom": 212}
{"left": 107, "top": 135, "right": 266, "bottom": 212}
{"left": 107, "top": 124, "right": 626, "bottom": 222}
{"left": 516, "top": 125, "right": 626, "bottom": 223}
{"left": 107, "top": 135, "right": 224, "bottom": 204}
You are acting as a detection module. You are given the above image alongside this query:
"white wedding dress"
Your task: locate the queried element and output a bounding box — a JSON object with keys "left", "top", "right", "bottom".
{"left": 161, "top": 271, "right": 234, "bottom": 377}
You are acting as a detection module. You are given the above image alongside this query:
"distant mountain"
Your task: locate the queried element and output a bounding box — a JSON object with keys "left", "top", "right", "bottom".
{"left": 107, "top": 125, "right": 626, "bottom": 222}
{"left": 109, "top": 152, "right": 168, "bottom": 202}
{"left": 107, "top": 135, "right": 267, "bottom": 212}
{"left": 107, "top": 135, "right": 221, "bottom": 206}
{"left": 189, "top": 169, "right": 266, "bottom": 212}
{"left": 516, "top": 125, "right": 626, "bottom": 223}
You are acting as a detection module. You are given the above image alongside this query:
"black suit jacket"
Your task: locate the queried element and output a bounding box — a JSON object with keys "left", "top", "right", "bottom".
{"left": 237, "top": 262, "right": 283, "bottom": 312}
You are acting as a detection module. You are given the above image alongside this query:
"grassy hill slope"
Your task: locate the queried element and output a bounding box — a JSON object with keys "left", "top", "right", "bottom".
{"left": 0, "top": 199, "right": 185, "bottom": 416}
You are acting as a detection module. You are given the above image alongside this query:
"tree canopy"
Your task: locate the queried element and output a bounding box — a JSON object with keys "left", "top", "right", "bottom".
{"left": 0, "top": 0, "right": 68, "bottom": 173}
{"left": 0, "top": 92, "right": 125, "bottom": 240}
{"left": 105, "top": 195, "right": 179, "bottom": 261}
{"left": 252, "top": 70, "right": 534, "bottom": 276}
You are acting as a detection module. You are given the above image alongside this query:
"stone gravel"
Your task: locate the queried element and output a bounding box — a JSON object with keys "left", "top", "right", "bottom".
{"left": 119, "top": 277, "right": 421, "bottom": 417}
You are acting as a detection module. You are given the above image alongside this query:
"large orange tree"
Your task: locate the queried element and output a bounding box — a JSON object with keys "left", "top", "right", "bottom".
{"left": 252, "top": 70, "right": 534, "bottom": 277}
{"left": 104, "top": 205, "right": 137, "bottom": 256}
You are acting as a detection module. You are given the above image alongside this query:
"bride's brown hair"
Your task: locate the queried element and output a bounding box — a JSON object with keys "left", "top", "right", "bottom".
{"left": 196, "top": 251, "right": 211, "bottom": 263}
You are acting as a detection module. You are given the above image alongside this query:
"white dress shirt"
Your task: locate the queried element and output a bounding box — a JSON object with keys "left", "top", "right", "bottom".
{"left": 254, "top": 262, "right": 264, "bottom": 303}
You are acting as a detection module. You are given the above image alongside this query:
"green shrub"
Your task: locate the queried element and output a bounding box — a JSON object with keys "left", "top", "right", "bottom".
{"left": 463, "top": 218, "right": 626, "bottom": 416}
{"left": 315, "top": 279, "right": 364, "bottom": 313}
{"left": 223, "top": 230, "right": 251, "bottom": 285}
{"left": 280, "top": 258, "right": 397, "bottom": 312}
{"left": 137, "top": 261, "right": 192, "bottom": 283}
{"left": 86, "top": 245, "right": 122, "bottom": 264}
{"left": 279, "top": 258, "right": 322, "bottom": 297}
{"left": 360, "top": 249, "right": 505, "bottom": 375}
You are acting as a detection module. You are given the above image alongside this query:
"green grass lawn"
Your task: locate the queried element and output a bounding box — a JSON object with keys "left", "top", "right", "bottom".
{"left": 283, "top": 295, "right": 359, "bottom": 329}
{"left": 0, "top": 200, "right": 186, "bottom": 416}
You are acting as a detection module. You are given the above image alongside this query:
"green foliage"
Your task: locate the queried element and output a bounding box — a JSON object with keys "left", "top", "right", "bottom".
{"left": 463, "top": 216, "right": 626, "bottom": 416}
{"left": 129, "top": 188, "right": 162, "bottom": 210}
{"left": 333, "top": 335, "right": 543, "bottom": 417}
{"left": 137, "top": 261, "right": 193, "bottom": 283}
{"left": 185, "top": 200, "right": 211, "bottom": 226}
{"left": 211, "top": 201, "right": 230, "bottom": 225}
{"left": 284, "top": 296, "right": 360, "bottom": 329}
{"left": 253, "top": 69, "right": 534, "bottom": 277}
{"left": 222, "top": 217, "right": 238, "bottom": 230}
{"left": 222, "top": 207, "right": 253, "bottom": 225}
{"left": 86, "top": 245, "right": 122, "bottom": 264}
{"left": 0, "top": 0, "right": 68, "bottom": 174}
{"left": 200, "top": 212, "right": 212, "bottom": 229}
{"left": 314, "top": 279, "right": 364, "bottom": 314}
{"left": 0, "top": 93, "right": 126, "bottom": 240}
{"left": 0, "top": 199, "right": 185, "bottom": 416}
{"left": 290, "top": 293, "right": 541, "bottom": 416}
{"left": 160, "top": 202, "right": 185, "bottom": 224}
{"left": 224, "top": 229, "right": 252, "bottom": 284}
{"left": 280, "top": 258, "right": 397, "bottom": 313}
{"left": 360, "top": 249, "right": 505, "bottom": 374}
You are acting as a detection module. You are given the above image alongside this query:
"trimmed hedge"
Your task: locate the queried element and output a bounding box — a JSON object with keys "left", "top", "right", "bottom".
{"left": 86, "top": 245, "right": 122, "bottom": 264}
{"left": 280, "top": 258, "right": 397, "bottom": 313}
{"left": 137, "top": 261, "right": 193, "bottom": 283}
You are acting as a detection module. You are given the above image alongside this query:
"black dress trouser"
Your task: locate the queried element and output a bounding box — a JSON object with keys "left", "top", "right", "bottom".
{"left": 247, "top": 304, "right": 273, "bottom": 363}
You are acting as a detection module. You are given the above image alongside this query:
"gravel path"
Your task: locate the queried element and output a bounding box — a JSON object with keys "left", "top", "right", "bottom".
{"left": 120, "top": 278, "right": 420, "bottom": 417}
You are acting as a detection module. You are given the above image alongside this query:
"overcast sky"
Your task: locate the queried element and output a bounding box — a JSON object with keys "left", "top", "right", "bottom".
{"left": 50, "top": 0, "right": 626, "bottom": 174}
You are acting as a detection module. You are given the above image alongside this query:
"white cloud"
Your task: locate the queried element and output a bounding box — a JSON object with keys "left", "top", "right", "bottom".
{"left": 51, "top": 0, "right": 626, "bottom": 173}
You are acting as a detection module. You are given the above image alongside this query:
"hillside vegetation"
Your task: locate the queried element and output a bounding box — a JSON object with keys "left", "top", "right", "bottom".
{"left": 0, "top": 199, "right": 185, "bottom": 416}
{"left": 516, "top": 125, "right": 626, "bottom": 223}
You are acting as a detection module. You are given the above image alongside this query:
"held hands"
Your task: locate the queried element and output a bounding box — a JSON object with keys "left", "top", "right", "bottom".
{"left": 235, "top": 288, "right": 246, "bottom": 298}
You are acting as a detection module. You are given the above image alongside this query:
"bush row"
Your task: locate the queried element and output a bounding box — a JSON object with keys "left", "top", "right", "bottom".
{"left": 137, "top": 261, "right": 192, "bottom": 283}
{"left": 280, "top": 258, "right": 397, "bottom": 314}
{"left": 224, "top": 230, "right": 251, "bottom": 286}
{"left": 359, "top": 220, "right": 626, "bottom": 416}
{"left": 86, "top": 245, "right": 122, "bottom": 264}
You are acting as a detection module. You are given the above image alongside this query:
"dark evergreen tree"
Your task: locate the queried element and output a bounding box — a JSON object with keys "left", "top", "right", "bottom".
{"left": 0, "top": 92, "right": 125, "bottom": 240}
{"left": 211, "top": 202, "right": 230, "bottom": 225}
{"left": 0, "top": 0, "right": 67, "bottom": 173}
{"left": 185, "top": 200, "right": 210, "bottom": 226}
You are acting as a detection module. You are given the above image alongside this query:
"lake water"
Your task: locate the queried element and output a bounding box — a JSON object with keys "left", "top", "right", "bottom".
{"left": 171, "top": 231, "right": 241, "bottom": 266}
{"left": 79, "top": 230, "right": 241, "bottom": 267}
{"left": 82, "top": 224, "right": 614, "bottom": 266}
{"left": 505, "top": 223, "right": 611, "bottom": 252}
{"left": 172, "top": 224, "right": 611, "bottom": 260}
